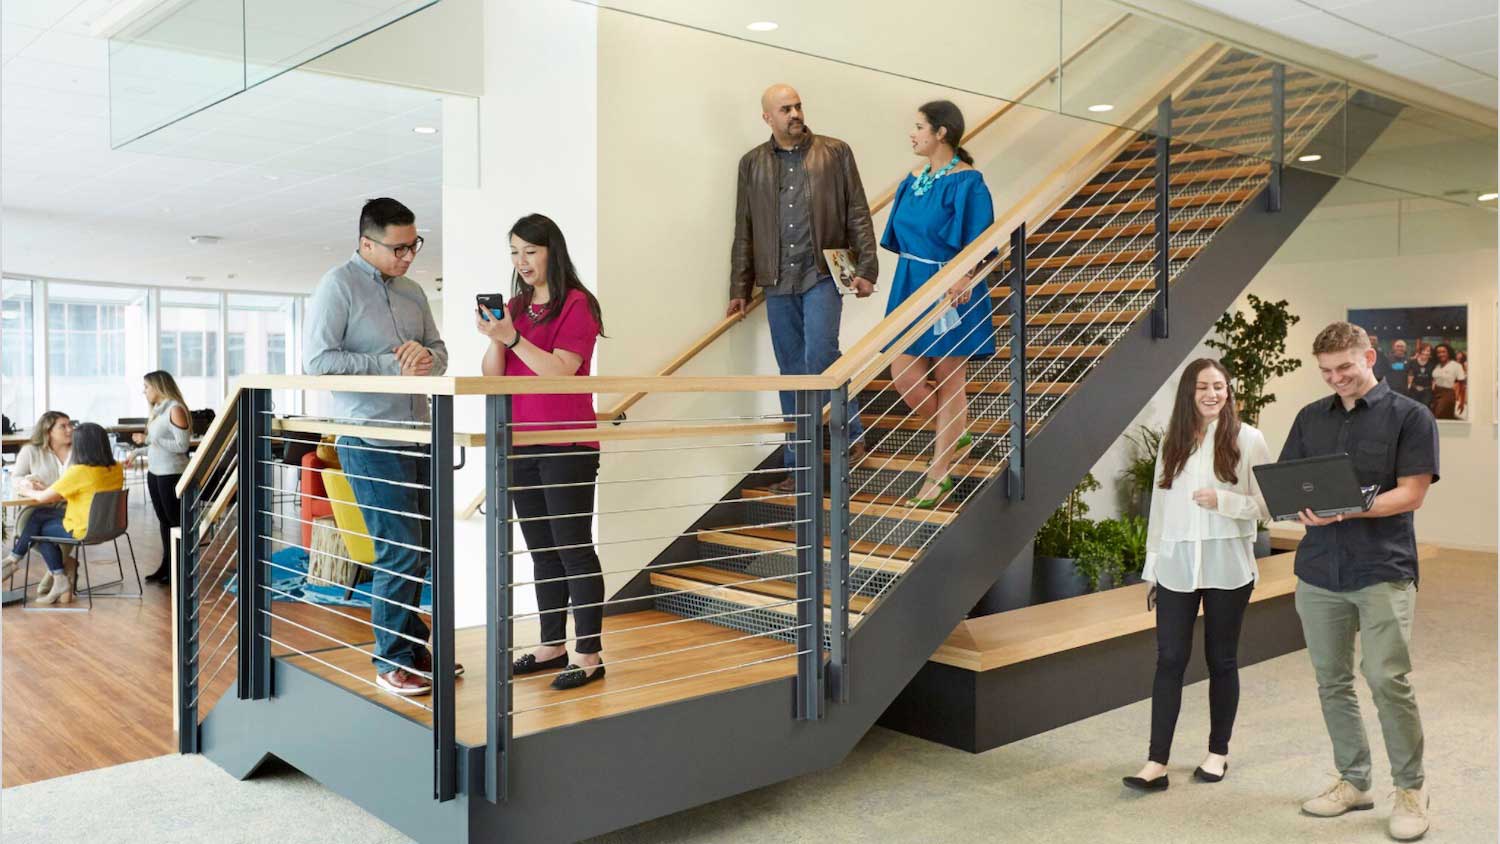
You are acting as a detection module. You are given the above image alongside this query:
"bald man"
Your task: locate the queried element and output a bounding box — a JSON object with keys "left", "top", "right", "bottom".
{"left": 731, "top": 85, "right": 879, "bottom": 491}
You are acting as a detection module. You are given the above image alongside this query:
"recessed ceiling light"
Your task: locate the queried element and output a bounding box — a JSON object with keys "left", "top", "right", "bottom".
{"left": 747, "top": 21, "right": 778, "bottom": 32}
{"left": 412, "top": 126, "right": 438, "bottom": 135}
{"left": 1479, "top": 192, "right": 1499, "bottom": 202}
{"left": 1087, "top": 103, "right": 1114, "bottom": 113}
{"left": 1298, "top": 154, "right": 1322, "bottom": 162}
{"left": 189, "top": 234, "right": 221, "bottom": 245}
{"left": 185, "top": 275, "right": 206, "bottom": 282}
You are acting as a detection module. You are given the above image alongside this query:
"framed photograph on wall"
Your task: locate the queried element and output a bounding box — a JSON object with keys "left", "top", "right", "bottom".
{"left": 1348, "top": 305, "right": 1470, "bottom": 422}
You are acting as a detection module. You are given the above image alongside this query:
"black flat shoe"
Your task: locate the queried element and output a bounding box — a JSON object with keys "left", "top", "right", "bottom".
{"left": 550, "top": 663, "right": 605, "bottom": 691}
{"left": 512, "top": 653, "right": 569, "bottom": 675}
{"left": 1123, "top": 774, "right": 1170, "bottom": 792}
{"left": 144, "top": 568, "right": 169, "bottom": 583}
{"left": 1193, "top": 762, "right": 1228, "bottom": 783}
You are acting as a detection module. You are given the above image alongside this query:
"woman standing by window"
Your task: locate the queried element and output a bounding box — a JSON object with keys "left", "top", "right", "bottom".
{"left": 879, "top": 100, "right": 997, "bottom": 508}
{"left": 1124, "top": 359, "right": 1270, "bottom": 792}
{"left": 131, "top": 371, "right": 192, "bottom": 584}
{"left": 475, "top": 214, "right": 609, "bottom": 691}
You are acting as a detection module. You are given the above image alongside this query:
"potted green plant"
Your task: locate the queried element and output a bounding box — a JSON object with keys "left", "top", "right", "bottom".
{"left": 1117, "top": 514, "right": 1148, "bottom": 584}
{"left": 1120, "top": 425, "right": 1164, "bottom": 518}
{"left": 1075, "top": 519, "right": 1125, "bottom": 591}
{"left": 1034, "top": 472, "right": 1100, "bottom": 602}
{"left": 1205, "top": 294, "right": 1302, "bottom": 556}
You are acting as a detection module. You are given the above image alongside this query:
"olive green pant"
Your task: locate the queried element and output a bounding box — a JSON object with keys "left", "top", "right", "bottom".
{"left": 1295, "top": 579, "right": 1425, "bottom": 791}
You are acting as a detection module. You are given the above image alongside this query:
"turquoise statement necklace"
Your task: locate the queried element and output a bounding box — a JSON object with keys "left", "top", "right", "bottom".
{"left": 912, "top": 155, "right": 959, "bottom": 196}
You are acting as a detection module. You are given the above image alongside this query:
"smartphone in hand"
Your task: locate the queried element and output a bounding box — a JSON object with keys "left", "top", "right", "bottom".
{"left": 475, "top": 293, "right": 507, "bottom": 321}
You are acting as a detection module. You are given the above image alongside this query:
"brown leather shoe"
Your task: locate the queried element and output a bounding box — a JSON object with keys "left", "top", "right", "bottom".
{"left": 376, "top": 667, "right": 432, "bottom": 696}
{"left": 768, "top": 475, "right": 798, "bottom": 494}
{"left": 848, "top": 441, "right": 868, "bottom": 465}
{"left": 413, "top": 649, "right": 465, "bottom": 678}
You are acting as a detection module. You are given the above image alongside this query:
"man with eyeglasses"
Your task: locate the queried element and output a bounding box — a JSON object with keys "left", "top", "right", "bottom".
{"left": 304, "top": 197, "right": 450, "bottom": 696}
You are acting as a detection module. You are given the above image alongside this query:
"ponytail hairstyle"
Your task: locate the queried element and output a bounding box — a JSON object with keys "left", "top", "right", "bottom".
{"left": 918, "top": 99, "right": 973, "bottom": 165}
{"left": 1158, "top": 358, "right": 1242, "bottom": 489}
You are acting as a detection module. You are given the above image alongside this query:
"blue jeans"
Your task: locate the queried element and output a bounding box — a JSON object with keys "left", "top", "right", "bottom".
{"left": 336, "top": 438, "right": 430, "bottom": 673}
{"left": 11, "top": 506, "right": 72, "bottom": 573}
{"left": 765, "top": 278, "right": 864, "bottom": 467}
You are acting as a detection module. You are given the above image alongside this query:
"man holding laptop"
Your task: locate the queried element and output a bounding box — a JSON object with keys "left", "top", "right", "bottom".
{"left": 1275, "top": 322, "right": 1438, "bottom": 841}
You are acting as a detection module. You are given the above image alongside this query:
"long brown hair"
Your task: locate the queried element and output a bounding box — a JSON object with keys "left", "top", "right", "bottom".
{"left": 144, "top": 370, "right": 188, "bottom": 414}
{"left": 1159, "top": 359, "right": 1241, "bottom": 489}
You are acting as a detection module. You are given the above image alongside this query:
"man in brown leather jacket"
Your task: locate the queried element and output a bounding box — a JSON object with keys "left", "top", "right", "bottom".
{"left": 729, "top": 84, "right": 878, "bottom": 491}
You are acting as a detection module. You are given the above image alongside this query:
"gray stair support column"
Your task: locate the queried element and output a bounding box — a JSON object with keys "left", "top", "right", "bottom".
{"left": 793, "top": 388, "right": 825, "bottom": 719}
{"left": 827, "top": 383, "right": 852, "bottom": 703}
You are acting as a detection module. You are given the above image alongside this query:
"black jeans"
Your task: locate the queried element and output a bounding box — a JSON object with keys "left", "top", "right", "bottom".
{"left": 147, "top": 472, "right": 184, "bottom": 575}
{"left": 511, "top": 446, "right": 604, "bottom": 655}
{"left": 1149, "top": 581, "right": 1254, "bottom": 764}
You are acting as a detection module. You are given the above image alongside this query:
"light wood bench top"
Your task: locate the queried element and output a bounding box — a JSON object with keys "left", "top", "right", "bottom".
{"left": 932, "top": 539, "right": 1439, "bottom": 673}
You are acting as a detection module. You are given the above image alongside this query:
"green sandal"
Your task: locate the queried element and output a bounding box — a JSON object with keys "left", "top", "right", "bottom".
{"left": 907, "top": 475, "right": 956, "bottom": 510}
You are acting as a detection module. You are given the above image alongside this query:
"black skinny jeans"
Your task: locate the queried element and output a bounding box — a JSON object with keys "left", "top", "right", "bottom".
{"left": 147, "top": 472, "right": 184, "bottom": 575}
{"left": 1149, "top": 581, "right": 1254, "bottom": 764}
{"left": 511, "top": 446, "right": 604, "bottom": 655}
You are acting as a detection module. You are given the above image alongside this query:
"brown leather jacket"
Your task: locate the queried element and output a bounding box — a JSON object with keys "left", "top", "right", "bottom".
{"left": 730, "top": 131, "right": 879, "bottom": 300}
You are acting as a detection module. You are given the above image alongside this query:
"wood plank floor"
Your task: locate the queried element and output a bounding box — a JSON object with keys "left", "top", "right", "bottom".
{"left": 280, "top": 612, "right": 798, "bottom": 746}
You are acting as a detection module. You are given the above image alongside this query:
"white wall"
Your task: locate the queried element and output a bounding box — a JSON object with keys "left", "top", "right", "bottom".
{"left": 1081, "top": 192, "right": 1499, "bottom": 551}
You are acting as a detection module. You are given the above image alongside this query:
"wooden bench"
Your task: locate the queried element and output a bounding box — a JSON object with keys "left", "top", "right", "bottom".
{"left": 880, "top": 536, "right": 1439, "bottom": 753}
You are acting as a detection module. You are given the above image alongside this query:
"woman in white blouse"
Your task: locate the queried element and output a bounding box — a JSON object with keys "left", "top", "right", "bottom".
{"left": 1124, "top": 359, "right": 1270, "bottom": 792}
{"left": 3, "top": 411, "right": 74, "bottom": 586}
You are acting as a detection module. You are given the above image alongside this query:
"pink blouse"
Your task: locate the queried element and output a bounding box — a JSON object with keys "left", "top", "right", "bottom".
{"left": 505, "top": 288, "right": 600, "bottom": 448}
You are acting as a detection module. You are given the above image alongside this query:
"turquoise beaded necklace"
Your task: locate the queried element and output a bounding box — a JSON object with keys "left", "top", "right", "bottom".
{"left": 912, "top": 155, "right": 960, "bottom": 196}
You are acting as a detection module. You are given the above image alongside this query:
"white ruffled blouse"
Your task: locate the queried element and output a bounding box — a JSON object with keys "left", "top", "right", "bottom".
{"left": 1143, "top": 421, "right": 1271, "bottom": 592}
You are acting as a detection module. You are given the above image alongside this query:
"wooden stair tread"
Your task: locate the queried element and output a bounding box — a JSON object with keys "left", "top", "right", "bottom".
{"left": 658, "top": 565, "right": 877, "bottom": 614}
{"left": 995, "top": 277, "right": 1155, "bottom": 299}
{"left": 1122, "top": 111, "right": 1325, "bottom": 150}
{"left": 725, "top": 525, "right": 920, "bottom": 562}
{"left": 842, "top": 448, "right": 1005, "bottom": 476}
{"left": 1071, "top": 166, "right": 1269, "bottom": 198}
{"left": 1173, "top": 76, "right": 1334, "bottom": 112}
{"left": 1047, "top": 188, "right": 1257, "bottom": 223}
{"left": 863, "top": 379, "right": 1073, "bottom": 396}
{"left": 697, "top": 528, "right": 913, "bottom": 573}
{"left": 993, "top": 309, "right": 1146, "bottom": 328}
{"left": 740, "top": 486, "right": 957, "bottom": 525}
{"left": 648, "top": 571, "right": 859, "bottom": 622}
{"left": 1030, "top": 244, "right": 1201, "bottom": 270}
{"left": 1026, "top": 213, "right": 1231, "bottom": 245}
{"left": 1098, "top": 147, "right": 1239, "bottom": 173}
{"left": 1173, "top": 91, "right": 1339, "bottom": 126}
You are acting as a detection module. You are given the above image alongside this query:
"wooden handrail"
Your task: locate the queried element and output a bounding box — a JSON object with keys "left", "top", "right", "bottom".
{"left": 828, "top": 44, "right": 1228, "bottom": 391}
{"left": 596, "top": 14, "right": 1132, "bottom": 423}
{"left": 174, "top": 387, "right": 241, "bottom": 497}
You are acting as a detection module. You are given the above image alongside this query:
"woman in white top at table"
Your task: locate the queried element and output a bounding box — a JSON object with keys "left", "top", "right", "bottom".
{"left": 1124, "top": 359, "right": 1270, "bottom": 793}
{"left": 4, "top": 411, "right": 75, "bottom": 589}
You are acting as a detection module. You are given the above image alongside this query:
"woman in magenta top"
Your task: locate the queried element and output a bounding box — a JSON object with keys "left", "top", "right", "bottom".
{"left": 476, "top": 213, "right": 608, "bottom": 691}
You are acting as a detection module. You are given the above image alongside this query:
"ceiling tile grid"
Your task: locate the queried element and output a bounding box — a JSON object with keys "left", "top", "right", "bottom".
{"left": 2, "top": 1, "right": 445, "bottom": 295}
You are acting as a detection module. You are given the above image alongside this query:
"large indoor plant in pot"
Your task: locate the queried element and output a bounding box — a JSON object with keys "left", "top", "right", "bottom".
{"left": 1033, "top": 473, "right": 1100, "bottom": 602}
{"left": 1205, "top": 294, "right": 1302, "bottom": 558}
{"left": 1120, "top": 425, "right": 1164, "bottom": 518}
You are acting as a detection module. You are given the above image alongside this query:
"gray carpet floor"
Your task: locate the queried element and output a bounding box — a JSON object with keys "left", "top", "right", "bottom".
{"left": 4, "top": 550, "right": 1494, "bottom": 843}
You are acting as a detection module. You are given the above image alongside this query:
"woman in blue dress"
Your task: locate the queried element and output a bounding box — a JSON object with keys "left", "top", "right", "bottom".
{"left": 880, "top": 100, "right": 998, "bottom": 508}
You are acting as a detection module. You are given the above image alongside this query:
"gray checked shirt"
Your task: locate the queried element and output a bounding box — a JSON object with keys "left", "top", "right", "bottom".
{"left": 303, "top": 252, "right": 449, "bottom": 429}
{"left": 771, "top": 142, "right": 820, "bottom": 296}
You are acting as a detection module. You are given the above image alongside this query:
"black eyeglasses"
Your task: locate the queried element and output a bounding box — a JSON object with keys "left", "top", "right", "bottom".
{"left": 367, "top": 235, "right": 425, "bottom": 259}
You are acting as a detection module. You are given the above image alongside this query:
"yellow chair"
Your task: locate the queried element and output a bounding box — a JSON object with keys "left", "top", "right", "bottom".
{"left": 321, "top": 468, "right": 377, "bottom": 565}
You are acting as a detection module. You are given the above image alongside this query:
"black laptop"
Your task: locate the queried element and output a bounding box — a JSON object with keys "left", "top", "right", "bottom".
{"left": 1253, "top": 454, "right": 1380, "bottom": 522}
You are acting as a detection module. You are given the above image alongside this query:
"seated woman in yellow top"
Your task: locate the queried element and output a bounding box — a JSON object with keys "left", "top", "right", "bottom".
{"left": 4, "top": 423, "right": 124, "bottom": 605}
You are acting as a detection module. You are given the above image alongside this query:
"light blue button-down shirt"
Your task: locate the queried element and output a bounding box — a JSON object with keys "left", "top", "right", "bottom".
{"left": 302, "top": 252, "right": 448, "bottom": 430}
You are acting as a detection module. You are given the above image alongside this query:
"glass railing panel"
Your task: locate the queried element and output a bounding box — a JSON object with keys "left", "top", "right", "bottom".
{"left": 243, "top": 0, "right": 439, "bottom": 87}
{"left": 108, "top": 0, "right": 246, "bottom": 147}
{"left": 1342, "top": 94, "right": 1498, "bottom": 209}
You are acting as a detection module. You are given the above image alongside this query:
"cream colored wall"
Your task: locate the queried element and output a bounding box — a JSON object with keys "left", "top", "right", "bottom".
{"left": 591, "top": 10, "right": 1203, "bottom": 597}
{"left": 1082, "top": 193, "right": 1499, "bottom": 551}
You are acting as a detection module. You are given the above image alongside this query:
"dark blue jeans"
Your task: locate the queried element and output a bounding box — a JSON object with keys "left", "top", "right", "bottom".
{"left": 765, "top": 278, "right": 864, "bottom": 467}
{"left": 336, "top": 438, "right": 430, "bottom": 674}
{"left": 11, "top": 506, "right": 72, "bottom": 573}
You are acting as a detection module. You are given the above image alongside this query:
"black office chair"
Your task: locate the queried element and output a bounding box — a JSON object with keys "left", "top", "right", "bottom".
{"left": 25, "top": 489, "right": 142, "bottom": 611}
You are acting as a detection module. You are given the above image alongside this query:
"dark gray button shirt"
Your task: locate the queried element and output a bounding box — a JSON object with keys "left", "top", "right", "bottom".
{"left": 1278, "top": 380, "right": 1439, "bottom": 591}
{"left": 771, "top": 141, "right": 820, "bottom": 296}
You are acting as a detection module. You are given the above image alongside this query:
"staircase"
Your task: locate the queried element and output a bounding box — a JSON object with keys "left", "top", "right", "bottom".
{"left": 647, "top": 50, "right": 1353, "bottom": 643}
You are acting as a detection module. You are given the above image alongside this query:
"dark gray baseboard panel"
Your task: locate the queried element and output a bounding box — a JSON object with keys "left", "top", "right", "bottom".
{"left": 878, "top": 593, "right": 1307, "bottom": 753}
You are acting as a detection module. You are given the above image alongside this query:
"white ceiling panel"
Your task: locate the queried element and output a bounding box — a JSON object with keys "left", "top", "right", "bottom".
{"left": 1401, "top": 17, "right": 1498, "bottom": 59}
{"left": 2, "top": 4, "right": 445, "bottom": 294}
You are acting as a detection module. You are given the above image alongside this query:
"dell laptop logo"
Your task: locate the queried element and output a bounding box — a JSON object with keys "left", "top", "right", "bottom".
{"left": 1301, "top": 481, "right": 1315, "bottom": 493}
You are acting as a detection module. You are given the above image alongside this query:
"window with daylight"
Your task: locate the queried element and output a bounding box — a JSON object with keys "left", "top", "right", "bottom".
{"left": 46, "top": 282, "right": 148, "bottom": 425}
{"left": 227, "top": 293, "right": 295, "bottom": 411}
{"left": 160, "top": 289, "right": 223, "bottom": 411}
{"left": 1, "top": 278, "right": 37, "bottom": 428}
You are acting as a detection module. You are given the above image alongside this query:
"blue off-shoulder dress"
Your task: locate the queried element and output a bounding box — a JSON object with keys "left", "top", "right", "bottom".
{"left": 880, "top": 169, "right": 998, "bottom": 358}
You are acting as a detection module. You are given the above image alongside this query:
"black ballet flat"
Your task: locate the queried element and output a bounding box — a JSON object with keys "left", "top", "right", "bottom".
{"left": 550, "top": 663, "right": 605, "bottom": 691}
{"left": 1193, "top": 762, "right": 1228, "bottom": 783}
{"left": 1122, "top": 774, "right": 1170, "bottom": 792}
{"left": 512, "top": 653, "right": 569, "bottom": 675}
